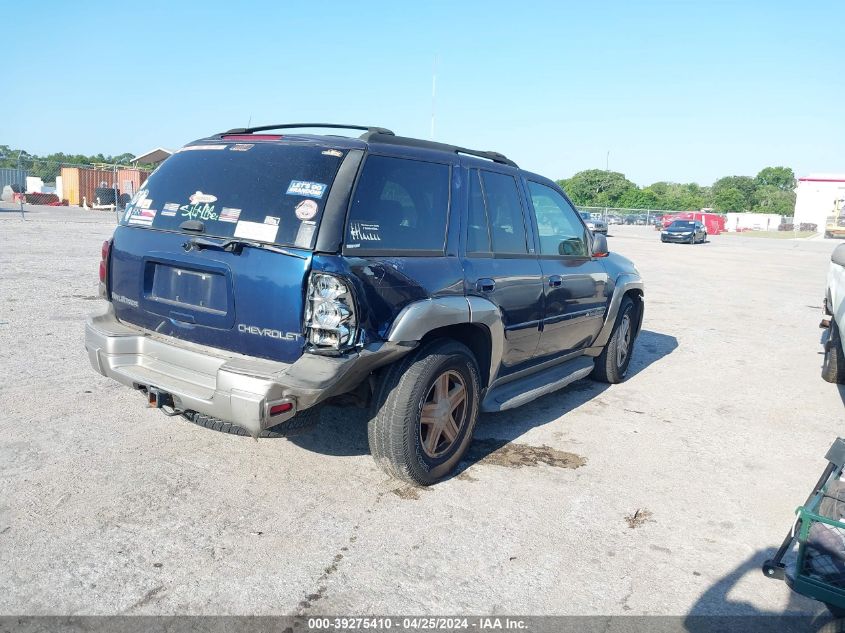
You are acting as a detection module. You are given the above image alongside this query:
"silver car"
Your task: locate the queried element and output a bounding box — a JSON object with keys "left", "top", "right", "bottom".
{"left": 579, "top": 211, "right": 608, "bottom": 234}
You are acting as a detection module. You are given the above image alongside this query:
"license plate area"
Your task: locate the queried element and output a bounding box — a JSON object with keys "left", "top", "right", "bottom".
{"left": 140, "top": 258, "right": 235, "bottom": 329}
{"left": 149, "top": 264, "right": 227, "bottom": 314}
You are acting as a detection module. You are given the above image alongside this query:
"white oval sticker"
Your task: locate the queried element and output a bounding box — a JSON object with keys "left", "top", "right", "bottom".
{"left": 189, "top": 191, "right": 217, "bottom": 204}
{"left": 295, "top": 199, "right": 318, "bottom": 220}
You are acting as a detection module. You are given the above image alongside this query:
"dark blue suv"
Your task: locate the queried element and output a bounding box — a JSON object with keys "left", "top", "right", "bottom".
{"left": 85, "top": 124, "right": 644, "bottom": 485}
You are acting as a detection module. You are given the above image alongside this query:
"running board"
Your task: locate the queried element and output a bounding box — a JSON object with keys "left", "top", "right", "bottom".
{"left": 481, "top": 356, "right": 595, "bottom": 413}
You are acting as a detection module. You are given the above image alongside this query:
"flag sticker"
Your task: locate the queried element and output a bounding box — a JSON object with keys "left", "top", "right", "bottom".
{"left": 162, "top": 202, "right": 179, "bottom": 216}
{"left": 128, "top": 208, "right": 157, "bottom": 226}
{"left": 286, "top": 180, "right": 327, "bottom": 199}
{"left": 219, "top": 207, "right": 241, "bottom": 223}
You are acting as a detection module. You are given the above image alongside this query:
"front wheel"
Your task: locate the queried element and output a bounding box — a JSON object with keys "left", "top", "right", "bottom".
{"left": 822, "top": 320, "right": 845, "bottom": 384}
{"left": 591, "top": 296, "right": 637, "bottom": 384}
{"left": 368, "top": 340, "right": 481, "bottom": 486}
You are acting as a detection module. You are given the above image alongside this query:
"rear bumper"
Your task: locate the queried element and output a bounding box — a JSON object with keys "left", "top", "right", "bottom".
{"left": 85, "top": 306, "right": 409, "bottom": 436}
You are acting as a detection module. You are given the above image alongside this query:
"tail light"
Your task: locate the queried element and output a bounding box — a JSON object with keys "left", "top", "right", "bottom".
{"left": 305, "top": 273, "right": 357, "bottom": 352}
{"left": 98, "top": 239, "right": 111, "bottom": 298}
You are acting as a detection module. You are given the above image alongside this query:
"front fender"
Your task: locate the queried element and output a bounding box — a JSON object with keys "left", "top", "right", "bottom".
{"left": 584, "top": 273, "right": 644, "bottom": 356}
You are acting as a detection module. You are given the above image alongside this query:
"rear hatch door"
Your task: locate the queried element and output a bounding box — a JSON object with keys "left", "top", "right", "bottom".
{"left": 109, "top": 140, "right": 349, "bottom": 363}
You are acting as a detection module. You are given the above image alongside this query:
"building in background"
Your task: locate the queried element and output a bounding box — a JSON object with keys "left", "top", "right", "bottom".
{"left": 131, "top": 148, "right": 172, "bottom": 166}
{"left": 724, "top": 212, "right": 784, "bottom": 232}
{"left": 793, "top": 174, "right": 845, "bottom": 230}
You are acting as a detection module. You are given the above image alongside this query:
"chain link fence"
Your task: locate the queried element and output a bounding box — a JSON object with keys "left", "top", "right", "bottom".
{"left": 576, "top": 206, "right": 677, "bottom": 225}
{"left": 0, "top": 158, "right": 152, "bottom": 217}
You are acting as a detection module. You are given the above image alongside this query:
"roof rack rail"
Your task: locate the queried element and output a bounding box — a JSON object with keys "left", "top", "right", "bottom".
{"left": 360, "top": 131, "right": 518, "bottom": 168}
{"left": 222, "top": 123, "right": 395, "bottom": 136}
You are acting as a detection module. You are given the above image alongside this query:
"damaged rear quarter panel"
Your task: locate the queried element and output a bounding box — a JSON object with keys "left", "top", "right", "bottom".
{"left": 311, "top": 254, "right": 465, "bottom": 343}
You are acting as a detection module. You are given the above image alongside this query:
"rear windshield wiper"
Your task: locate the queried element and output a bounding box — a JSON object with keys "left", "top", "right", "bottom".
{"left": 183, "top": 237, "right": 307, "bottom": 260}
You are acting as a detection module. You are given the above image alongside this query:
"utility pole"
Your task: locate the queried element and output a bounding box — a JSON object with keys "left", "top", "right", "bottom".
{"left": 430, "top": 54, "right": 437, "bottom": 141}
{"left": 604, "top": 150, "right": 610, "bottom": 219}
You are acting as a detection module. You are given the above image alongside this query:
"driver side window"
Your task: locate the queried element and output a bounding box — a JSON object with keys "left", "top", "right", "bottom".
{"left": 526, "top": 181, "right": 588, "bottom": 256}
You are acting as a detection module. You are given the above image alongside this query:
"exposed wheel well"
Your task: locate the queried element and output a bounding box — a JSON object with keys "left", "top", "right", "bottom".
{"left": 624, "top": 289, "right": 645, "bottom": 335}
{"left": 418, "top": 323, "right": 493, "bottom": 388}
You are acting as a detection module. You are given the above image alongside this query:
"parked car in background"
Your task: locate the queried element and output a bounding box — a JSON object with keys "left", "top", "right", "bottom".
{"left": 579, "top": 211, "right": 608, "bottom": 234}
{"left": 661, "top": 220, "right": 707, "bottom": 244}
{"left": 822, "top": 243, "right": 845, "bottom": 383}
{"left": 85, "top": 123, "right": 645, "bottom": 485}
{"left": 605, "top": 214, "right": 623, "bottom": 225}
{"left": 660, "top": 211, "right": 725, "bottom": 236}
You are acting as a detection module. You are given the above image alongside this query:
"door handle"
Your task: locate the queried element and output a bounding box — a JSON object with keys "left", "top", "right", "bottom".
{"left": 476, "top": 278, "right": 496, "bottom": 293}
{"left": 548, "top": 275, "right": 563, "bottom": 288}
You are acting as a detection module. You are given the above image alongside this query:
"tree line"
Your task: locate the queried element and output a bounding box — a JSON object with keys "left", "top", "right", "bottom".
{"left": 557, "top": 166, "right": 796, "bottom": 215}
{"left": 0, "top": 144, "right": 797, "bottom": 215}
{"left": 0, "top": 145, "right": 140, "bottom": 182}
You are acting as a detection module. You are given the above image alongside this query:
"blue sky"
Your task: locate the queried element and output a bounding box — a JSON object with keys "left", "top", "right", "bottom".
{"left": 4, "top": 0, "right": 844, "bottom": 186}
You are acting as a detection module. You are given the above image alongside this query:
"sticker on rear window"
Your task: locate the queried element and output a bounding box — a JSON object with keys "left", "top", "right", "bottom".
{"left": 233, "top": 220, "right": 278, "bottom": 242}
{"left": 219, "top": 207, "right": 241, "bottom": 223}
{"left": 349, "top": 222, "right": 381, "bottom": 241}
{"left": 295, "top": 221, "right": 316, "bottom": 248}
{"left": 286, "top": 180, "right": 327, "bottom": 199}
{"left": 322, "top": 149, "right": 343, "bottom": 158}
{"left": 162, "top": 202, "right": 180, "bottom": 217}
{"left": 264, "top": 216, "right": 280, "bottom": 226}
{"left": 179, "top": 145, "right": 227, "bottom": 152}
{"left": 126, "top": 189, "right": 149, "bottom": 210}
{"left": 180, "top": 203, "right": 217, "bottom": 221}
{"left": 189, "top": 191, "right": 217, "bottom": 204}
{"left": 230, "top": 144, "right": 254, "bottom": 152}
{"left": 295, "top": 199, "right": 318, "bottom": 220}
{"left": 127, "top": 208, "right": 157, "bottom": 226}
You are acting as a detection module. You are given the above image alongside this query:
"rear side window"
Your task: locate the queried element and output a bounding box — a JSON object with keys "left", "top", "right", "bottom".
{"left": 345, "top": 155, "right": 450, "bottom": 254}
{"left": 120, "top": 143, "right": 344, "bottom": 249}
{"left": 466, "top": 170, "right": 490, "bottom": 253}
{"left": 479, "top": 171, "right": 529, "bottom": 254}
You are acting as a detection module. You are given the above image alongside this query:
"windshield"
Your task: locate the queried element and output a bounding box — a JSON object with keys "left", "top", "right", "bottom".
{"left": 669, "top": 221, "right": 696, "bottom": 229}
{"left": 120, "top": 142, "right": 345, "bottom": 249}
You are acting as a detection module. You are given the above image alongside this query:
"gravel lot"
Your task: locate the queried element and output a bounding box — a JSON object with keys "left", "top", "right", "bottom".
{"left": 1, "top": 204, "right": 842, "bottom": 617}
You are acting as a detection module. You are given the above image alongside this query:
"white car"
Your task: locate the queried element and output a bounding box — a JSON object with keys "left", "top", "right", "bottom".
{"left": 822, "top": 243, "right": 845, "bottom": 383}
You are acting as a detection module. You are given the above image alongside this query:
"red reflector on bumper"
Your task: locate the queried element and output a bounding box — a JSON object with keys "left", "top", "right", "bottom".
{"left": 269, "top": 402, "right": 293, "bottom": 416}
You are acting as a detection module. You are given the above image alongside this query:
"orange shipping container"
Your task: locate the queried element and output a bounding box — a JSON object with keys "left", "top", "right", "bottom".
{"left": 60, "top": 166, "right": 150, "bottom": 207}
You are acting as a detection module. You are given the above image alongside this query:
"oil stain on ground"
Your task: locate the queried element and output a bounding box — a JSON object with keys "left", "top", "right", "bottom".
{"left": 625, "top": 508, "right": 654, "bottom": 528}
{"left": 464, "top": 439, "right": 586, "bottom": 470}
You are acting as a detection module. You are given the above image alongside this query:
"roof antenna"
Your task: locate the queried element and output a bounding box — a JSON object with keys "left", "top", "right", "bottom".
{"left": 430, "top": 54, "right": 437, "bottom": 141}
{"left": 247, "top": 115, "right": 252, "bottom": 129}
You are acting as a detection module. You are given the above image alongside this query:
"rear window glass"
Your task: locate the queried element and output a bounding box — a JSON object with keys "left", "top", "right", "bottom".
{"left": 120, "top": 143, "right": 345, "bottom": 249}
{"left": 345, "top": 155, "right": 450, "bottom": 254}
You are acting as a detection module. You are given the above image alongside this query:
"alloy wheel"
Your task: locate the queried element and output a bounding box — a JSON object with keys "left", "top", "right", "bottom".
{"left": 420, "top": 370, "right": 468, "bottom": 458}
{"left": 615, "top": 314, "right": 632, "bottom": 368}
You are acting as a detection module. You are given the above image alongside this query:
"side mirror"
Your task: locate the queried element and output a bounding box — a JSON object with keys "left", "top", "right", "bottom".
{"left": 592, "top": 233, "right": 609, "bottom": 258}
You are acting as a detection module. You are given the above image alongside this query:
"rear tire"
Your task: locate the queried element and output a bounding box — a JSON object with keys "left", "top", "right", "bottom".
{"left": 822, "top": 320, "right": 845, "bottom": 384}
{"left": 591, "top": 296, "right": 637, "bottom": 384}
{"left": 368, "top": 339, "right": 480, "bottom": 486}
{"left": 183, "top": 406, "right": 322, "bottom": 437}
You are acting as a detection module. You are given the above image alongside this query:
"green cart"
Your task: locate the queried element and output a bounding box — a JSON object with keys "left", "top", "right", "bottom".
{"left": 764, "top": 438, "right": 845, "bottom": 618}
